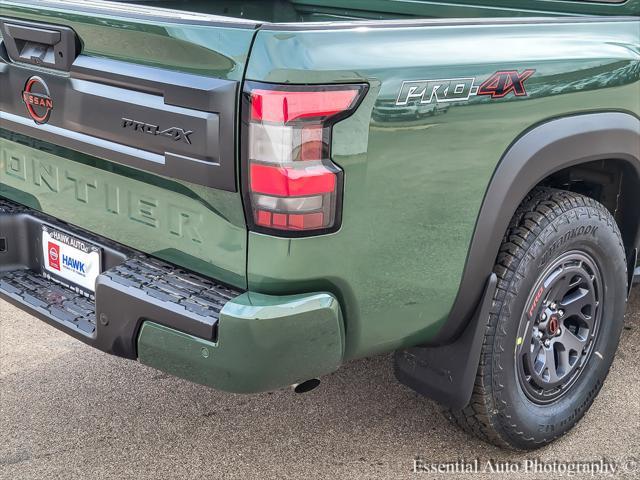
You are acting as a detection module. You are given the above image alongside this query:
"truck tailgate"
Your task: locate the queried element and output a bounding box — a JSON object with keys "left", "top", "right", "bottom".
{"left": 0, "top": 0, "right": 257, "bottom": 288}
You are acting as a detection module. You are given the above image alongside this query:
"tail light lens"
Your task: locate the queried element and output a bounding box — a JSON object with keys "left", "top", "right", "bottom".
{"left": 244, "top": 83, "right": 367, "bottom": 235}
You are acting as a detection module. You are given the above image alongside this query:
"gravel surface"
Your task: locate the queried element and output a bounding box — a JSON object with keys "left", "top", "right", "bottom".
{"left": 1, "top": 290, "right": 638, "bottom": 479}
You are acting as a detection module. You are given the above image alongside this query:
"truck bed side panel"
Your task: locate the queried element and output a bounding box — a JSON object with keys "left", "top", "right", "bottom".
{"left": 244, "top": 18, "right": 640, "bottom": 359}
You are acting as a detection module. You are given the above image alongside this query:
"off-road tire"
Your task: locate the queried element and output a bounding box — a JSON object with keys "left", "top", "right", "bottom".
{"left": 445, "top": 188, "right": 628, "bottom": 450}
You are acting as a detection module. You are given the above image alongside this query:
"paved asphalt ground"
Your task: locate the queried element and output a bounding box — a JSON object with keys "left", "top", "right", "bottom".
{"left": 1, "top": 290, "right": 638, "bottom": 480}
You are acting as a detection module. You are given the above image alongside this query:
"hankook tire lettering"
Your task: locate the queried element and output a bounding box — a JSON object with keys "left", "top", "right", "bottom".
{"left": 539, "top": 225, "right": 599, "bottom": 267}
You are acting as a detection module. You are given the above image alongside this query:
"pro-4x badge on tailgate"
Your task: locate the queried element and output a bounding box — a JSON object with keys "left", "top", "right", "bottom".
{"left": 396, "top": 69, "right": 535, "bottom": 106}
{"left": 121, "top": 118, "right": 194, "bottom": 144}
{"left": 22, "top": 76, "right": 53, "bottom": 124}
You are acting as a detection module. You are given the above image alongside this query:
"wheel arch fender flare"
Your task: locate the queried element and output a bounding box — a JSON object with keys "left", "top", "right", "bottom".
{"left": 435, "top": 111, "right": 640, "bottom": 346}
{"left": 394, "top": 112, "right": 640, "bottom": 410}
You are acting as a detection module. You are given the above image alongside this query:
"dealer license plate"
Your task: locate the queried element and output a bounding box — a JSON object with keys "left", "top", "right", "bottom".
{"left": 42, "top": 226, "right": 102, "bottom": 295}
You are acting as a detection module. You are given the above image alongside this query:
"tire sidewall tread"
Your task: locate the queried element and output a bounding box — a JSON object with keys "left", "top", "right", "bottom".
{"left": 448, "top": 188, "right": 627, "bottom": 450}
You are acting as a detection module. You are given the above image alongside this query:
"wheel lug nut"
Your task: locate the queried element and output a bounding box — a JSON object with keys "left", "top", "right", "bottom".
{"left": 558, "top": 310, "right": 564, "bottom": 317}
{"left": 541, "top": 313, "right": 547, "bottom": 320}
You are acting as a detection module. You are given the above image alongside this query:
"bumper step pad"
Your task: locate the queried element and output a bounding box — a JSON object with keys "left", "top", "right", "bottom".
{"left": 103, "top": 256, "right": 239, "bottom": 323}
{"left": 0, "top": 256, "right": 242, "bottom": 353}
{"left": 0, "top": 269, "right": 96, "bottom": 334}
{"left": 94, "top": 256, "right": 243, "bottom": 357}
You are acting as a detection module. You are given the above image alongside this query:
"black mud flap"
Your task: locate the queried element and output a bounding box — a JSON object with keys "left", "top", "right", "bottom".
{"left": 394, "top": 273, "right": 497, "bottom": 410}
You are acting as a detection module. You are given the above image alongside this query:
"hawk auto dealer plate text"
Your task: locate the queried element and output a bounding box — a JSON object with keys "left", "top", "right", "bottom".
{"left": 42, "top": 226, "right": 102, "bottom": 296}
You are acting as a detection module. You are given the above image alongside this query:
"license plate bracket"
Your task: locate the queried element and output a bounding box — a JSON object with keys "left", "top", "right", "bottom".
{"left": 41, "top": 225, "right": 102, "bottom": 296}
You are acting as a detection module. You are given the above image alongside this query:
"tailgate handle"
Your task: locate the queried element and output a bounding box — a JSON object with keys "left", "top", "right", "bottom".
{"left": 0, "top": 18, "right": 79, "bottom": 71}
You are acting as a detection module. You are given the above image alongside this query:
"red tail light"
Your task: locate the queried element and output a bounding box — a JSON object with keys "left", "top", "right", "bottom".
{"left": 244, "top": 83, "right": 367, "bottom": 235}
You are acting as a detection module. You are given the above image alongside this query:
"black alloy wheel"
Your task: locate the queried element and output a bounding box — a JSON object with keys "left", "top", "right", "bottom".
{"left": 516, "top": 251, "right": 602, "bottom": 404}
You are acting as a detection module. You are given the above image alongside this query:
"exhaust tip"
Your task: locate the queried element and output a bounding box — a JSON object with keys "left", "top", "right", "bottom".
{"left": 292, "top": 378, "right": 321, "bottom": 394}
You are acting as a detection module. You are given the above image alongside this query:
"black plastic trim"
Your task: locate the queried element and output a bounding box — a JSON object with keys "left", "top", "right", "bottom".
{"left": 95, "top": 257, "right": 239, "bottom": 358}
{"left": 0, "top": 273, "right": 99, "bottom": 345}
{"left": 394, "top": 273, "right": 497, "bottom": 409}
{"left": 70, "top": 56, "right": 237, "bottom": 114}
{"left": 0, "top": 17, "right": 80, "bottom": 71}
{"left": 430, "top": 112, "right": 640, "bottom": 346}
{"left": 0, "top": 45, "right": 239, "bottom": 191}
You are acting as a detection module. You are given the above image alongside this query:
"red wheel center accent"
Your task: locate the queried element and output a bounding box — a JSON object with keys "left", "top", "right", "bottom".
{"left": 549, "top": 316, "right": 559, "bottom": 335}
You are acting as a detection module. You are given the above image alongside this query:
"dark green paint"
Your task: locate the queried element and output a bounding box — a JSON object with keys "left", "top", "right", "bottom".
{"left": 1, "top": 1, "right": 257, "bottom": 77}
{"left": 0, "top": 134, "right": 247, "bottom": 287}
{"left": 1, "top": 0, "right": 639, "bottom": 391}
{"left": 138, "top": 292, "right": 344, "bottom": 392}
{"left": 245, "top": 20, "right": 640, "bottom": 359}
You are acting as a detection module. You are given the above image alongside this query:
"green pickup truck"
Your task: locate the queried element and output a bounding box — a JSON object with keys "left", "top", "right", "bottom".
{"left": 1, "top": 0, "right": 638, "bottom": 450}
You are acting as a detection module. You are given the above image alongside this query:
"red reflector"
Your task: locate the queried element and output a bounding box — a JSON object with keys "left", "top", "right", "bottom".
{"left": 250, "top": 163, "right": 336, "bottom": 196}
{"left": 251, "top": 89, "right": 359, "bottom": 124}
{"left": 254, "top": 210, "right": 325, "bottom": 231}
{"left": 288, "top": 213, "right": 324, "bottom": 230}
{"left": 256, "top": 210, "right": 272, "bottom": 227}
{"left": 273, "top": 213, "right": 288, "bottom": 227}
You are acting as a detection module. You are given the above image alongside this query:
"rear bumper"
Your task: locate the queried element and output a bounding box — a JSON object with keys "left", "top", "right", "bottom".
{"left": 138, "top": 292, "right": 344, "bottom": 393}
{"left": 0, "top": 199, "right": 345, "bottom": 392}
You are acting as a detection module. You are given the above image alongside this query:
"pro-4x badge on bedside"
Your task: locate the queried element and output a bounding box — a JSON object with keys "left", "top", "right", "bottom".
{"left": 22, "top": 76, "right": 54, "bottom": 124}
{"left": 396, "top": 69, "right": 535, "bottom": 106}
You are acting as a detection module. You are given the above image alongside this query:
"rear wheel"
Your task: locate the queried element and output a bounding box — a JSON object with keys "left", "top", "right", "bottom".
{"left": 446, "top": 188, "right": 628, "bottom": 449}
